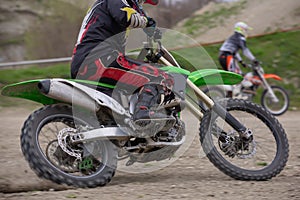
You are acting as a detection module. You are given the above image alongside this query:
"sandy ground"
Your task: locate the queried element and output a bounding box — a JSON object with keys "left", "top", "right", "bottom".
{"left": 0, "top": 104, "right": 299, "bottom": 200}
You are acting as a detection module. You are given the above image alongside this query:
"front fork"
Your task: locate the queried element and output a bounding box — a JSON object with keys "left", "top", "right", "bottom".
{"left": 159, "top": 55, "right": 252, "bottom": 140}
{"left": 186, "top": 79, "right": 252, "bottom": 138}
{"left": 258, "top": 71, "right": 279, "bottom": 103}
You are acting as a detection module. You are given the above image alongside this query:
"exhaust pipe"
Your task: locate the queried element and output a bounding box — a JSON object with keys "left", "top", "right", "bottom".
{"left": 38, "top": 79, "right": 100, "bottom": 111}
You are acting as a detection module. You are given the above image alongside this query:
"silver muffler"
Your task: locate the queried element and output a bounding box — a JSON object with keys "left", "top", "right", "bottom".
{"left": 38, "top": 79, "right": 127, "bottom": 115}
{"left": 38, "top": 79, "right": 100, "bottom": 111}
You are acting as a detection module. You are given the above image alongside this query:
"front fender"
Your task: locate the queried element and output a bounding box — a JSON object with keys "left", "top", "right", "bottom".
{"left": 188, "top": 69, "right": 243, "bottom": 87}
{"left": 264, "top": 74, "right": 282, "bottom": 81}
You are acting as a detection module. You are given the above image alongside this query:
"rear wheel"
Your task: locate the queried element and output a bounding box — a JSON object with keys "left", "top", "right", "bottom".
{"left": 199, "top": 99, "right": 289, "bottom": 180}
{"left": 21, "top": 104, "right": 117, "bottom": 188}
{"left": 261, "top": 85, "right": 289, "bottom": 116}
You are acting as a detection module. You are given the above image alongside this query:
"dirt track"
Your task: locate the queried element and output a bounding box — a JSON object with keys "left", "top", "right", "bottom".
{"left": 0, "top": 105, "right": 299, "bottom": 200}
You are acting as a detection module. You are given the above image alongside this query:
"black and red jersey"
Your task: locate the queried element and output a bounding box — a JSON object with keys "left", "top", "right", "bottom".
{"left": 71, "top": 0, "right": 146, "bottom": 72}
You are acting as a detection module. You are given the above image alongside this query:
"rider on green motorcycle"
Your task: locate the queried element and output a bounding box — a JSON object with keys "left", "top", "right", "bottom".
{"left": 71, "top": 0, "right": 173, "bottom": 121}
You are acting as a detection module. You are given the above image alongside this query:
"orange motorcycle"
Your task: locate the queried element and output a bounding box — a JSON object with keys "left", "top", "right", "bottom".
{"left": 204, "top": 63, "right": 289, "bottom": 116}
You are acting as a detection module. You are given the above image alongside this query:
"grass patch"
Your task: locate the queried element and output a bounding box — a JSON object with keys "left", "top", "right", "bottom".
{"left": 0, "top": 63, "right": 70, "bottom": 108}
{"left": 182, "top": 0, "right": 247, "bottom": 36}
{"left": 23, "top": 0, "right": 85, "bottom": 60}
{"left": 0, "top": 63, "right": 70, "bottom": 85}
{"left": 256, "top": 162, "right": 268, "bottom": 167}
{"left": 0, "top": 36, "right": 24, "bottom": 46}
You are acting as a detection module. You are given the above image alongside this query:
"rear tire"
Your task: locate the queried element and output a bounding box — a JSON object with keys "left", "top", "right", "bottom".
{"left": 21, "top": 104, "right": 117, "bottom": 188}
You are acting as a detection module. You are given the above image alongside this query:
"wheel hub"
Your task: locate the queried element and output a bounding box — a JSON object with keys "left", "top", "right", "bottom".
{"left": 57, "top": 127, "right": 82, "bottom": 159}
{"left": 218, "top": 130, "right": 256, "bottom": 159}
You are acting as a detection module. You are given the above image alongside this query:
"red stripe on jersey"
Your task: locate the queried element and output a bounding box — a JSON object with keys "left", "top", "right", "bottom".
{"left": 80, "top": 15, "right": 99, "bottom": 44}
{"left": 88, "top": 59, "right": 107, "bottom": 81}
{"left": 116, "top": 53, "right": 161, "bottom": 78}
{"left": 101, "top": 68, "right": 149, "bottom": 87}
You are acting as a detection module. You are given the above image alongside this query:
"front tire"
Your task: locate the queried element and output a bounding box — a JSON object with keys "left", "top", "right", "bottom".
{"left": 21, "top": 104, "right": 117, "bottom": 188}
{"left": 199, "top": 99, "right": 289, "bottom": 181}
{"left": 261, "top": 85, "right": 289, "bottom": 116}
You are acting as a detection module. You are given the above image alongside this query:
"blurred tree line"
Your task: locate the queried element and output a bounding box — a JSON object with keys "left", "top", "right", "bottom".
{"left": 28, "top": 0, "right": 214, "bottom": 59}
{"left": 146, "top": 0, "right": 213, "bottom": 28}
{"left": 0, "top": 0, "right": 214, "bottom": 62}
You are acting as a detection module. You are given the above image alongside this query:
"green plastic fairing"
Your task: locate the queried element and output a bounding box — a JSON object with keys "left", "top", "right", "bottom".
{"left": 1, "top": 79, "right": 115, "bottom": 105}
{"left": 1, "top": 79, "right": 59, "bottom": 104}
{"left": 189, "top": 69, "right": 243, "bottom": 86}
{"left": 1, "top": 69, "right": 241, "bottom": 104}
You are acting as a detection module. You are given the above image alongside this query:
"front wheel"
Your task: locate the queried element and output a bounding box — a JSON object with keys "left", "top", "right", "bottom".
{"left": 261, "top": 85, "right": 289, "bottom": 116}
{"left": 199, "top": 99, "right": 289, "bottom": 181}
{"left": 21, "top": 104, "right": 117, "bottom": 188}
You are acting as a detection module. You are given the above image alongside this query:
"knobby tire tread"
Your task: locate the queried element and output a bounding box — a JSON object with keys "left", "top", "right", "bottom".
{"left": 199, "top": 99, "right": 289, "bottom": 181}
{"left": 21, "top": 104, "right": 117, "bottom": 188}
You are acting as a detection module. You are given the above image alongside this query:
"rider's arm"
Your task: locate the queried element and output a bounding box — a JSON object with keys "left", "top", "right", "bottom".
{"left": 235, "top": 52, "right": 242, "bottom": 62}
{"left": 239, "top": 36, "right": 256, "bottom": 61}
{"left": 107, "top": 0, "right": 148, "bottom": 29}
{"left": 235, "top": 52, "right": 246, "bottom": 67}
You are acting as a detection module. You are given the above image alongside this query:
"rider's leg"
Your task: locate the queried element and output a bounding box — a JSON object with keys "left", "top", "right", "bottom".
{"left": 73, "top": 53, "right": 174, "bottom": 121}
{"left": 219, "top": 53, "right": 237, "bottom": 97}
{"left": 115, "top": 54, "right": 174, "bottom": 121}
{"left": 133, "top": 84, "right": 166, "bottom": 120}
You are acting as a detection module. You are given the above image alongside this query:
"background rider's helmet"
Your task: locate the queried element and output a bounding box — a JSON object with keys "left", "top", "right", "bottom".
{"left": 234, "top": 22, "right": 252, "bottom": 37}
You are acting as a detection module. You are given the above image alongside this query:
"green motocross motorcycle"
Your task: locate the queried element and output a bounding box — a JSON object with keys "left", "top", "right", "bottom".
{"left": 1, "top": 29, "right": 289, "bottom": 188}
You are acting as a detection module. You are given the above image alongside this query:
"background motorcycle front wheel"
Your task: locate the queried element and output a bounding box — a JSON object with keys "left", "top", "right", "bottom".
{"left": 261, "top": 85, "right": 290, "bottom": 116}
{"left": 21, "top": 104, "right": 117, "bottom": 188}
{"left": 199, "top": 99, "right": 289, "bottom": 181}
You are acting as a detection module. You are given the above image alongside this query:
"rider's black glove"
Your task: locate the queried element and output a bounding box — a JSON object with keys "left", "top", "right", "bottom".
{"left": 153, "top": 29, "right": 162, "bottom": 41}
{"left": 253, "top": 60, "right": 260, "bottom": 66}
{"left": 146, "top": 17, "right": 156, "bottom": 27}
{"left": 144, "top": 17, "right": 156, "bottom": 37}
{"left": 239, "top": 60, "right": 247, "bottom": 68}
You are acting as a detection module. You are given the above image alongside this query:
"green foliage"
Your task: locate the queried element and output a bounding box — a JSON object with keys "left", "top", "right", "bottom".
{"left": 0, "top": 37, "right": 24, "bottom": 46}
{"left": 256, "top": 162, "right": 268, "bottom": 166}
{"left": 24, "top": 0, "right": 86, "bottom": 60}
{"left": 0, "top": 64, "right": 70, "bottom": 85}
{"left": 66, "top": 194, "right": 77, "bottom": 199}
{"left": 182, "top": 0, "right": 247, "bottom": 36}
{"left": 0, "top": 63, "right": 70, "bottom": 108}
